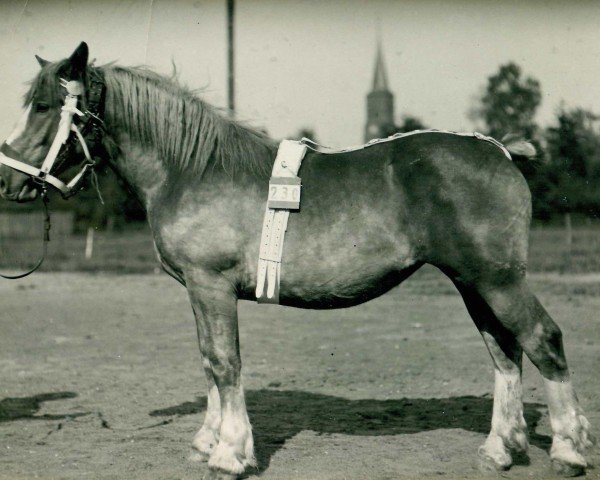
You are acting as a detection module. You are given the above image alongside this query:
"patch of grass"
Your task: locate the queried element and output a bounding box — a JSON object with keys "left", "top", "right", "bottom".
{"left": 0, "top": 227, "right": 158, "bottom": 274}
{"left": 528, "top": 225, "right": 600, "bottom": 273}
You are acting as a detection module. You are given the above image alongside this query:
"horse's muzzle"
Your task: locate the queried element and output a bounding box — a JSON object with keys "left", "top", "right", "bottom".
{"left": 0, "top": 171, "right": 38, "bottom": 202}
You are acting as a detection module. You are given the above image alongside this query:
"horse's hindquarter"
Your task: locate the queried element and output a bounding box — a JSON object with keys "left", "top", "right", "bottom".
{"left": 384, "top": 133, "right": 532, "bottom": 285}
{"left": 278, "top": 144, "right": 418, "bottom": 308}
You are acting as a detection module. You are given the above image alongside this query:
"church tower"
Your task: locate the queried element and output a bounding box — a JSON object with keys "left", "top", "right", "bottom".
{"left": 364, "top": 41, "right": 395, "bottom": 141}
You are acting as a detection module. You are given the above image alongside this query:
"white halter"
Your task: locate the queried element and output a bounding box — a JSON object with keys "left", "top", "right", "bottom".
{"left": 0, "top": 79, "right": 96, "bottom": 197}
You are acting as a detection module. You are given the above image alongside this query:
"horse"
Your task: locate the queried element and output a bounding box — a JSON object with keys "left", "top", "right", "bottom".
{"left": 0, "top": 42, "right": 594, "bottom": 479}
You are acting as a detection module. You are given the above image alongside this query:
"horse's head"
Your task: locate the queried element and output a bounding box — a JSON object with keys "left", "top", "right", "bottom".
{"left": 0, "top": 42, "right": 99, "bottom": 202}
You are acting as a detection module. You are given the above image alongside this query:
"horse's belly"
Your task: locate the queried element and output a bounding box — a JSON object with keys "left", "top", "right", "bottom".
{"left": 275, "top": 230, "right": 416, "bottom": 309}
{"left": 278, "top": 264, "right": 416, "bottom": 309}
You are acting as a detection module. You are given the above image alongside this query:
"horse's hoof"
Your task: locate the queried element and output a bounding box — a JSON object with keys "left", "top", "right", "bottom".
{"left": 552, "top": 459, "right": 586, "bottom": 477}
{"left": 478, "top": 444, "right": 512, "bottom": 472}
{"left": 189, "top": 449, "right": 210, "bottom": 463}
{"left": 202, "top": 468, "right": 239, "bottom": 480}
{"left": 478, "top": 454, "right": 510, "bottom": 472}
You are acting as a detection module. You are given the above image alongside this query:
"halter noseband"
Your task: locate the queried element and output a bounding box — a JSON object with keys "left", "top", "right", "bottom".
{"left": 0, "top": 76, "right": 106, "bottom": 198}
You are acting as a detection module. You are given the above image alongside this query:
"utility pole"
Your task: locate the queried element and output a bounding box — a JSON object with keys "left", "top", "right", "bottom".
{"left": 227, "top": 0, "right": 235, "bottom": 113}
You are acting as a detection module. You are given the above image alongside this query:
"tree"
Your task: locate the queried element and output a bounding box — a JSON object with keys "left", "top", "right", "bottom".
{"left": 375, "top": 116, "right": 427, "bottom": 138}
{"left": 472, "top": 62, "right": 542, "bottom": 139}
{"left": 545, "top": 107, "right": 600, "bottom": 217}
{"left": 470, "top": 62, "right": 549, "bottom": 218}
{"left": 396, "top": 115, "right": 426, "bottom": 133}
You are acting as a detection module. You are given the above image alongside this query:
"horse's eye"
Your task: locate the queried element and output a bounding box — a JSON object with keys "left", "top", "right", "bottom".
{"left": 35, "top": 102, "right": 49, "bottom": 113}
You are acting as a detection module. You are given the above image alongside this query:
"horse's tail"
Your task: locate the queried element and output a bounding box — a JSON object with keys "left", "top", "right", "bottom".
{"left": 501, "top": 133, "right": 537, "bottom": 161}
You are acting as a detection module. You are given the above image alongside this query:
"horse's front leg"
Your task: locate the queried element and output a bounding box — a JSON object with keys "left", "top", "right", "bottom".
{"left": 186, "top": 270, "right": 255, "bottom": 479}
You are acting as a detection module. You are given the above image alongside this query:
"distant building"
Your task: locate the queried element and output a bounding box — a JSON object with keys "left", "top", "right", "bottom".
{"left": 364, "top": 41, "right": 396, "bottom": 142}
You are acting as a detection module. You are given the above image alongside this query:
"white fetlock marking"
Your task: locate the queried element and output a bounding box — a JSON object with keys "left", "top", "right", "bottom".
{"left": 545, "top": 378, "right": 594, "bottom": 472}
{"left": 546, "top": 379, "right": 579, "bottom": 429}
{"left": 243, "top": 433, "right": 257, "bottom": 468}
{"left": 545, "top": 379, "right": 593, "bottom": 452}
{"left": 204, "top": 384, "right": 222, "bottom": 429}
{"left": 192, "top": 383, "right": 221, "bottom": 455}
{"left": 208, "top": 384, "right": 255, "bottom": 474}
{"left": 192, "top": 427, "right": 219, "bottom": 455}
{"left": 490, "top": 368, "right": 528, "bottom": 452}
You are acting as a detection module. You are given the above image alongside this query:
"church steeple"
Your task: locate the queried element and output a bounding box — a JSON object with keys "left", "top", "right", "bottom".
{"left": 372, "top": 41, "right": 389, "bottom": 92}
{"left": 365, "top": 39, "right": 395, "bottom": 141}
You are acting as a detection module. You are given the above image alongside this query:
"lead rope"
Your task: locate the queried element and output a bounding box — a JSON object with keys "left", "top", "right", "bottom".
{"left": 0, "top": 188, "right": 51, "bottom": 280}
{"left": 90, "top": 168, "right": 104, "bottom": 205}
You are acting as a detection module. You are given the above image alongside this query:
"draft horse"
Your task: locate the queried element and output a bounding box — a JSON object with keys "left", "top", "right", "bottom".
{"left": 0, "top": 43, "right": 594, "bottom": 478}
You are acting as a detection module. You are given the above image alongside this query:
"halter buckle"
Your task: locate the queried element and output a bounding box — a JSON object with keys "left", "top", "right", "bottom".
{"left": 32, "top": 174, "right": 47, "bottom": 188}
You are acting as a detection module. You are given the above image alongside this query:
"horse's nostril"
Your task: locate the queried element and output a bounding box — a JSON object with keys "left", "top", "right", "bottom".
{"left": 0, "top": 177, "right": 6, "bottom": 193}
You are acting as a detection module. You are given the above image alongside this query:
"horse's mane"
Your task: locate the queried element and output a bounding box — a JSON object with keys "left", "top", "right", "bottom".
{"left": 25, "top": 61, "right": 277, "bottom": 178}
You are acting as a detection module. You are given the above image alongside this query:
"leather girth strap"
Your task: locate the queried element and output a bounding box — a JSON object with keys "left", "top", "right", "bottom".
{"left": 256, "top": 140, "right": 307, "bottom": 303}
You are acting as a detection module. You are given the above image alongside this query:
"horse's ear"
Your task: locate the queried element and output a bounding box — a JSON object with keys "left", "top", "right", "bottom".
{"left": 35, "top": 55, "right": 49, "bottom": 68}
{"left": 67, "top": 42, "right": 89, "bottom": 77}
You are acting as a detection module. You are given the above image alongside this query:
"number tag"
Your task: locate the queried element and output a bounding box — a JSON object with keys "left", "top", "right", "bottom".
{"left": 268, "top": 176, "right": 301, "bottom": 210}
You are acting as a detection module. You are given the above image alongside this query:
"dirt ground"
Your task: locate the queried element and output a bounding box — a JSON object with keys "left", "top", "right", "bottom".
{"left": 0, "top": 267, "right": 598, "bottom": 480}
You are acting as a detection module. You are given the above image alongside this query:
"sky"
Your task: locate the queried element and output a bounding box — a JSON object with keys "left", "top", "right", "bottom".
{"left": 1, "top": 0, "right": 600, "bottom": 147}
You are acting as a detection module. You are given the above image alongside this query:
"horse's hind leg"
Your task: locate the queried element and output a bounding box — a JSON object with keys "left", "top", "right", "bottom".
{"left": 454, "top": 283, "right": 528, "bottom": 470}
{"left": 465, "top": 278, "right": 595, "bottom": 475}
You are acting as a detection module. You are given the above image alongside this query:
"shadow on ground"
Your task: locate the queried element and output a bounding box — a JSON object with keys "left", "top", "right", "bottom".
{"left": 150, "top": 389, "right": 551, "bottom": 473}
{"left": 0, "top": 392, "right": 88, "bottom": 422}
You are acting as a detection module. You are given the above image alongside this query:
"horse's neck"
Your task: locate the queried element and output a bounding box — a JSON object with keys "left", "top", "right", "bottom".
{"left": 104, "top": 129, "right": 272, "bottom": 219}
{"left": 106, "top": 130, "right": 168, "bottom": 211}
{"left": 101, "top": 73, "right": 276, "bottom": 211}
